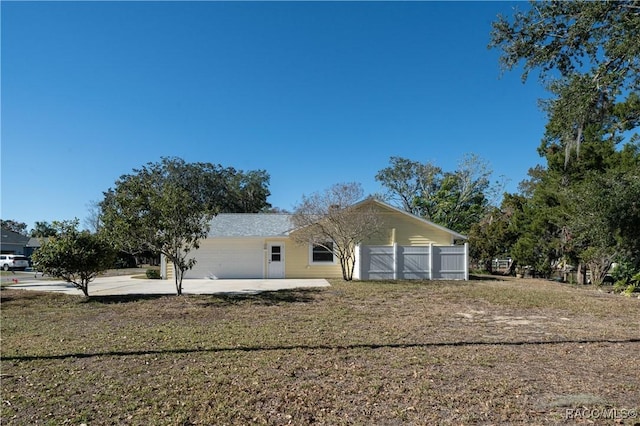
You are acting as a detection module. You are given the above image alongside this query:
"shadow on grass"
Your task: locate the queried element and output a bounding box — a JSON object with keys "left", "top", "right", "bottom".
{"left": 0, "top": 290, "right": 174, "bottom": 305}
{"left": 80, "top": 288, "right": 324, "bottom": 305}
{"left": 5, "top": 338, "right": 639, "bottom": 362}
{"left": 0, "top": 290, "right": 46, "bottom": 304}
{"left": 202, "top": 288, "right": 323, "bottom": 306}
{"left": 469, "top": 274, "right": 508, "bottom": 281}
{"left": 84, "top": 294, "right": 173, "bottom": 304}
{"left": 0, "top": 288, "right": 76, "bottom": 305}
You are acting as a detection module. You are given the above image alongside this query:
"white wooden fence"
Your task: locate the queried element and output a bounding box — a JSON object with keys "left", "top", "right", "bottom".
{"left": 357, "top": 243, "right": 468, "bottom": 281}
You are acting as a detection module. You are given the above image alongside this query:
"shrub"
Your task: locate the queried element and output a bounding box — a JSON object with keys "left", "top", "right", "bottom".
{"left": 613, "top": 280, "right": 628, "bottom": 293}
{"left": 611, "top": 263, "right": 640, "bottom": 292}
{"left": 611, "top": 262, "right": 637, "bottom": 284}
{"left": 613, "top": 272, "right": 640, "bottom": 295}
{"left": 31, "top": 220, "right": 116, "bottom": 297}
{"left": 146, "top": 269, "right": 161, "bottom": 279}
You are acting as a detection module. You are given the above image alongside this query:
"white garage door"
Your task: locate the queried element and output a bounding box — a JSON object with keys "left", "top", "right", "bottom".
{"left": 184, "top": 239, "right": 265, "bottom": 279}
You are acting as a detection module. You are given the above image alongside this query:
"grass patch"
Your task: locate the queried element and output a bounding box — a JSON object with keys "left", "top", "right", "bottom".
{"left": 2, "top": 277, "right": 639, "bottom": 424}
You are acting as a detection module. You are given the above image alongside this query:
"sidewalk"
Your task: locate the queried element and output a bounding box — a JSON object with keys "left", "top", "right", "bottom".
{"left": 6, "top": 275, "right": 330, "bottom": 296}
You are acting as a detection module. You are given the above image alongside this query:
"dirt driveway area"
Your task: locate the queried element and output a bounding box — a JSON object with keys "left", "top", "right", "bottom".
{"left": 6, "top": 274, "right": 330, "bottom": 296}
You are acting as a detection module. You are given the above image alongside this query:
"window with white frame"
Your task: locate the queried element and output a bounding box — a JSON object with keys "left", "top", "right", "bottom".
{"left": 311, "top": 242, "right": 335, "bottom": 263}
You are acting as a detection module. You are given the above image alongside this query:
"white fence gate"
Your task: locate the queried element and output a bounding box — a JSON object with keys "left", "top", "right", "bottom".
{"left": 358, "top": 243, "right": 468, "bottom": 280}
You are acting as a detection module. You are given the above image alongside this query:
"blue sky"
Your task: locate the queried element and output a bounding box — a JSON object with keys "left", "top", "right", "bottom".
{"left": 1, "top": 1, "right": 548, "bottom": 230}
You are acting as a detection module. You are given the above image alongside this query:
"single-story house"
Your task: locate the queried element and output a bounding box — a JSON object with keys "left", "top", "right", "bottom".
{"left": 0, "top": 229, "right": 30, "bottom": 255}
{"left": 161, "top": 199, "right": 469, "bottom": 281}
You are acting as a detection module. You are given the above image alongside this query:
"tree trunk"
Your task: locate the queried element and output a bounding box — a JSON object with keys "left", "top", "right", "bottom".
{"left": 174, "top": 269, "right": 183, "bottom": 295}
{"left": 588, "top": 259, "right": 611, "bottom": 287}
{"left": 577, "top": 263, "right": 587, "bottom": 285}
{"left": 347, "top": 257, "right": 356, "bottom": 281}
{"left": 70, "top": 279, "right": 90, "bottom": 297}
{"left": 339, "top": 254, "right": 355, "bottom": 281}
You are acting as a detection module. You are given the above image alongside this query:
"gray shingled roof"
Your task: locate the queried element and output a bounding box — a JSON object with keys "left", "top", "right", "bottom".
{"left": 1, "top": 229, "right": 30, "bottom": 245}
{"left": 207, "top": 214, "right": 295, "bottom": 237}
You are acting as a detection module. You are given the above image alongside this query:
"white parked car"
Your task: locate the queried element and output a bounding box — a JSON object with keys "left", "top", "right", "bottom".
{"left": 0, "top": 254, "right": 29, "bottom": 271}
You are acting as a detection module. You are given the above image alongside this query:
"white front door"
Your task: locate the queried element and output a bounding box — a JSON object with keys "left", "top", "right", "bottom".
{"left": 267, "top": 243, "right": 285, "bottom": 278}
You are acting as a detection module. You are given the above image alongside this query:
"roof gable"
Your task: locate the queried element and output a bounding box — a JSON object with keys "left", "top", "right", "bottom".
{"left": 352, "top": 198, "right": 468, "bottom": 240}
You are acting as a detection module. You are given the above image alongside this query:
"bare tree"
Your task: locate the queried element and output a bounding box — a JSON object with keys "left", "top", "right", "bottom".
{"left": 291, "top": 183, "right": 384, "bottom": 281}
{"left": 83, "top": 200, "right": 103, "bottom": 233}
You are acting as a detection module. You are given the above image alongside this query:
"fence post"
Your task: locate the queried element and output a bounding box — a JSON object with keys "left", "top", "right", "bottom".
{"left": 393, "top": 242, "right": 398, "bottom": 280}
{"left": 429, "top": 243, "right": 433, "bottom": 280}
{"left": 354, "top": 244, "right": 361, "bottom": 280}
{"left": 160, "top": 254, "right": 167, "bottom": 280}
{"left": 464, "top": 242, "right": 469, "bottom": 281}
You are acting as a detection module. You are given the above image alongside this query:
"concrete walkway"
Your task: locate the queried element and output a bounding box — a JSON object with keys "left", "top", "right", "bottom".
{"left": 6, "top": 275, "right": 331, "bottom": 296}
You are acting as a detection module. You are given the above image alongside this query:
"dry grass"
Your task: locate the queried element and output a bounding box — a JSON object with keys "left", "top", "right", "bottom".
{"left": 1, "top": 277, "right": 639, "bottom": 425}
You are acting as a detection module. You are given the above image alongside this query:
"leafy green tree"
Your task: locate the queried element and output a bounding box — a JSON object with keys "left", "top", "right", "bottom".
{"left": 475, "top": 158, "right": 571, "bottom": 279}
{"left": 374, "top": 157, "right": 442, "bottom": 217}
{"left": 491, "top": 1, "right": 640, "bottom": 83}
{"left": 509, "top": 140, "right": 640, "bottom": 282}
{"left": 509, "top": 160, "right": 582, "bottom": 279}
{"left": 490, "top": 1, "right": 640, "bottom": 165}
{"left": 491, "top": 2, "right": 640, "bottom": 283}
{"left": 30, "top": 221, "right": 58, "bottom": 238}
{"left": 375, "top": 153, "right": 495, "bottom": 234}
{"left": 31, "top": 220, "right": 116, "bottom": 297}
{"left": 468, "top": 207, "right": 507, "bottom": 273}
{"left": 563, "top": 150, "right": 640, "bottom": 285}
{"left": 100, "top": 157, "right": 271, "bottom": 295}
{"left": 102, "top": 158, "right": 215, "bottom": 295}
{"left": 468, "top": 194, "right": 524, "bottom": 273}
{"left": 222, "top": 169, "right": 272, "bottom": 213}
{"left": 0, "top": 219, "right": 28, "bottom": 235}
{"left": 291, "top": 183, "right": 383, "bottom": 281}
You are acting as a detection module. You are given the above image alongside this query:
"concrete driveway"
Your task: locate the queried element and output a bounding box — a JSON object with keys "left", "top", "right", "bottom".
{"left": 6, "top": 274, "right": 330, "bottom": 296}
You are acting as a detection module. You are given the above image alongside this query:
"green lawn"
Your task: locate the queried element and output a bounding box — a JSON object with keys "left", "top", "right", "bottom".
{"left": 1, "top": 277, "right": 639, "bottom": 425}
